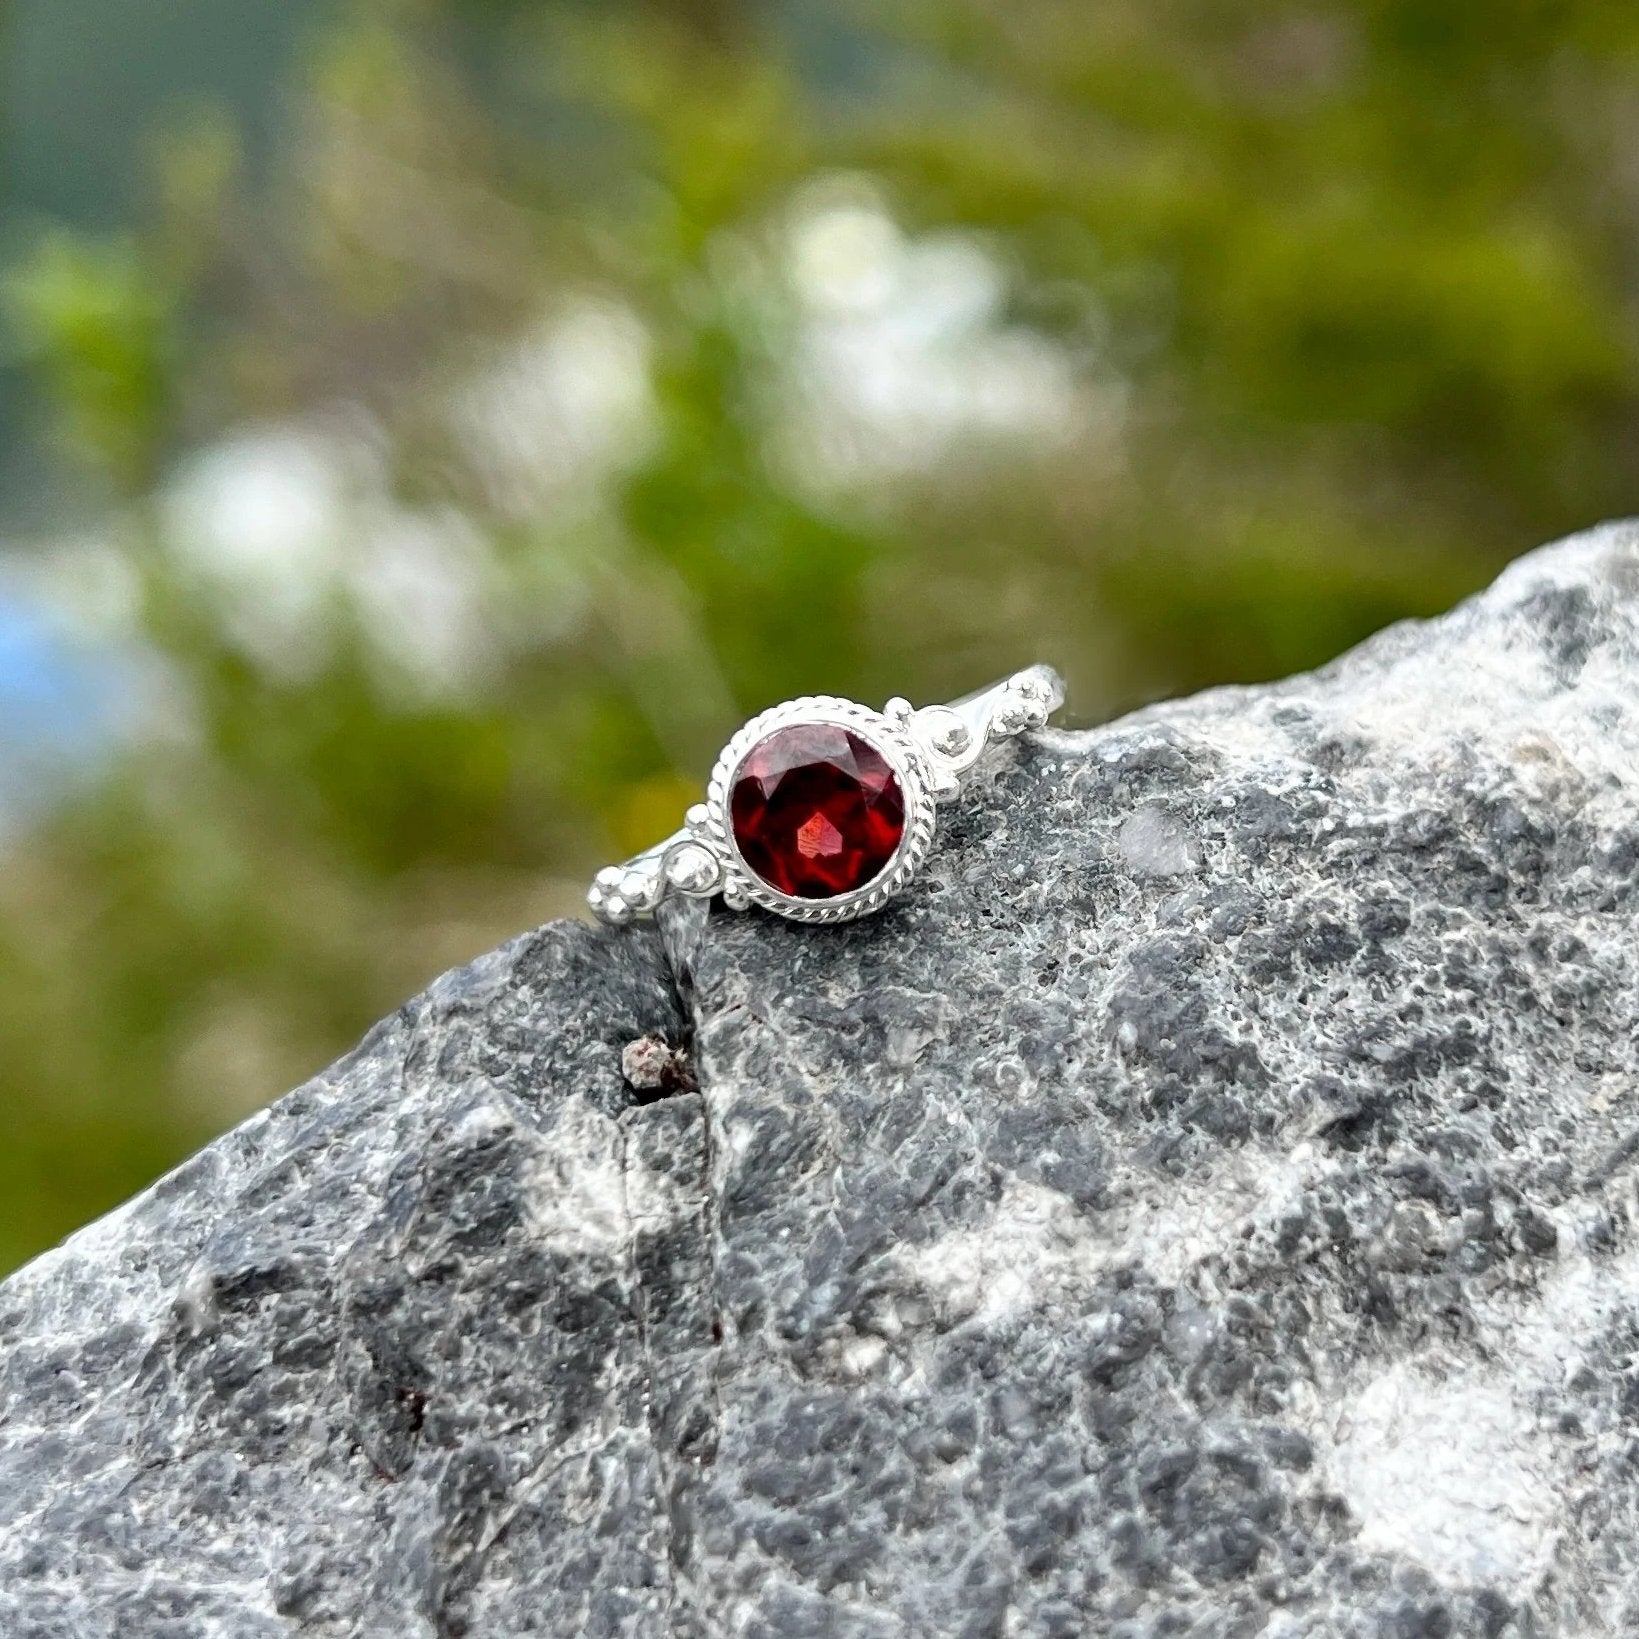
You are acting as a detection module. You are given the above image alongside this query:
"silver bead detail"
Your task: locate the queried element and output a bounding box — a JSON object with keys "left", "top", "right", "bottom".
{"left": 665, "top": 842, "right": 720, "bottom": 895}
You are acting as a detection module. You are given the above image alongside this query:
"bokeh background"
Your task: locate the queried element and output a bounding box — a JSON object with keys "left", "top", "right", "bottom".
{"left": 3, "top": 0, "right": 1639, "bottom": 1275}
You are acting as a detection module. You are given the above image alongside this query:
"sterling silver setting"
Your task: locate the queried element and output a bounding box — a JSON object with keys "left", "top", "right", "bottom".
{"left": 588, "top": 663, "right": 1065, "bottom": 926}
{"left": 702, "top": 693, "right": 935, "bottom": 923}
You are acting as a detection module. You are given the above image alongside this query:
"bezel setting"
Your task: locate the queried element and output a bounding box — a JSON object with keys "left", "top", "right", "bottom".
{"left": 700, "top": 696, "right": 937, "bottom": 924}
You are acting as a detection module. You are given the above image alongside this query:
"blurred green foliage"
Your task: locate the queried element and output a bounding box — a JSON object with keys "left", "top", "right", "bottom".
{"left": 6, "top": 0, "right": 1639, "bottom": 1273}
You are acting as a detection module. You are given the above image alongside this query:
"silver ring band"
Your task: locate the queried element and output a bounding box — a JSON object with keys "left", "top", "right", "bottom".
{"left": 588, "top": 664, "right": 1065, "bottom": 926}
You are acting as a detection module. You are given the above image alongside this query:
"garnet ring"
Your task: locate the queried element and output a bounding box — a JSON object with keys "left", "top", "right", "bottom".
{"left": 588, "top": 664, "right": 1065, "bottom": 926}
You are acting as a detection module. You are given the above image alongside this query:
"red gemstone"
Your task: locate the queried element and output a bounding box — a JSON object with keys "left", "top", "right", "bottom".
{"left": 730, "top": 724, "right": 906, "bottom": 899}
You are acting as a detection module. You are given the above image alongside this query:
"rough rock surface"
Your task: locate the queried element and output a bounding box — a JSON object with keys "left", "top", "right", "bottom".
{"left": 6, "top": 524, "right": 1639, "bottom": 1638}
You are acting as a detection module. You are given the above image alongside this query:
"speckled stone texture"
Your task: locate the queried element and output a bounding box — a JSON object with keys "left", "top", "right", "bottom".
{"left": 6, "top": 523, "right": 1639, "bottom": 1638}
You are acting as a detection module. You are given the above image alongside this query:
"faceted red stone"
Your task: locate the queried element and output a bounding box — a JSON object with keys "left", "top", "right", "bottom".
{"left": 730, "top": 723, "right": 906, "bottom": 899}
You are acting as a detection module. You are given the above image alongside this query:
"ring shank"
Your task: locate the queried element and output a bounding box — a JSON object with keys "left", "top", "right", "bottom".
{"left": 932, "top": 662, "right": 1064, "bottom": 775}
{"left": 589, "top": 664, "right": 1064, "bottom": 925}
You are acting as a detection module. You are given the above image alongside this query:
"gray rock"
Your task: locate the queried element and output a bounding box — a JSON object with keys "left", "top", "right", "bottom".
{"left": 5, "top": 522, "right": 1639, "bottom": 1637}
